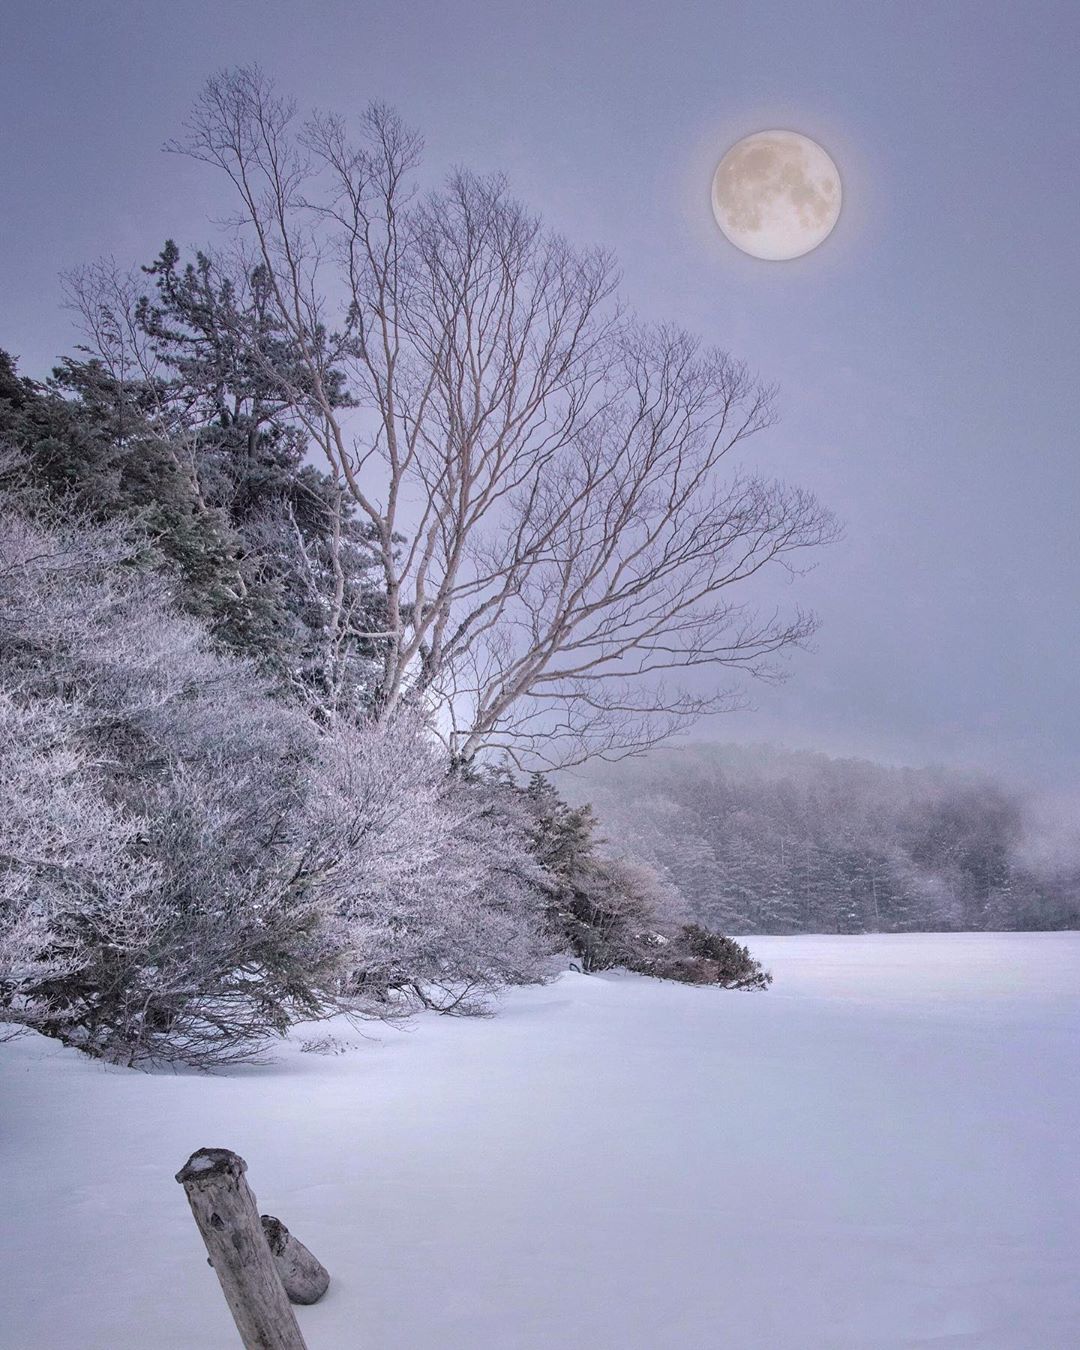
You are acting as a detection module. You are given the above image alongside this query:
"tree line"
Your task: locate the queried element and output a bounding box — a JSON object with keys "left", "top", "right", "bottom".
{"left": 581, "top": 744, "right": 1080, "bottom": 934}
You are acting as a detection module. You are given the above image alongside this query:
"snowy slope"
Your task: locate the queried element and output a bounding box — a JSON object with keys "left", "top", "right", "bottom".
{"left": 2, "top": 933, "right": 1078, "bottom": 1350}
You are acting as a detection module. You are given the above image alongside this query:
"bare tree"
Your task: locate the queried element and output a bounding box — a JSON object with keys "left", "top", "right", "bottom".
{"left": 169, "top": 67, "right": 837, "bottom": 766}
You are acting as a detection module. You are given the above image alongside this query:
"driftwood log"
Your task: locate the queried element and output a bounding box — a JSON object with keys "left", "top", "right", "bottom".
{"left": 175, "top": 1148, "right": 308, "bottom": 1350}
{"left": 261, "top": 1216, "right": 331, "bottom": 1305}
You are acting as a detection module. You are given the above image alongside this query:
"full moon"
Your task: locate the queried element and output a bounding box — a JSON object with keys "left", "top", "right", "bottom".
{"left": 711, "top": 130, "right": 842, "bottom": 261}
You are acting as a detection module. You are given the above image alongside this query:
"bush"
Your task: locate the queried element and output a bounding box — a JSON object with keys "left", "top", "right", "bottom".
{"left": 648, "top": 925, "right": 773, "bottom": 990}
{"left": 0, "top": 499, "right": 766, "bottom": 1068}
{"left": 305, "top": 720, "right": 554, "bottom": 1015}
{"left": 0, "top": 504, "right": 338, "bottom": 1065}
{"left": 524, "top": 775, "right": 771, "bottom": 988}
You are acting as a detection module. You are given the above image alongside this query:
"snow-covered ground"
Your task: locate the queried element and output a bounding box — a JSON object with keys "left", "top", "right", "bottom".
{"left": 2, "top": 933, "right": 1078, "bottom": 1349}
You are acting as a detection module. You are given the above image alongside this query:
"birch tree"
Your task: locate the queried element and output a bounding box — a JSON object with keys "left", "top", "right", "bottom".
{"left": 168, "top": 67, "right": 837, "bottom": 766}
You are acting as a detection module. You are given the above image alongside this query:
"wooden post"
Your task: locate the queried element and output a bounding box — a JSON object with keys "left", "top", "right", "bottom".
{"left": 261, "top": 1216, "right": 330, "bottom": 1305}
{"left": 176, "top": 1148, "right": 308, "bottom": 1350}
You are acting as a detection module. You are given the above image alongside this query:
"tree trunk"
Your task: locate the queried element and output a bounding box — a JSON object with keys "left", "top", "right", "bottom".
{"left": 260, "top": 1215, "right": 330, "bottom": 1305}
{"left": 175, "top": 1148, "right": 308, "bottom": 1350}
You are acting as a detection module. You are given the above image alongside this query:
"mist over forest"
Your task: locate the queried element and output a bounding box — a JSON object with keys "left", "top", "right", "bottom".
{"left": 577, "top": 744, "right": 1080, "bottom": 934}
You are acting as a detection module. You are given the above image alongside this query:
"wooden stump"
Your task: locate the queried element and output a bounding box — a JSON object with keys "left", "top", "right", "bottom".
{"left": 176, "top": 1148, "right": 308, "bottom": 1350}
{"left": 261, "top": 1216, "right": 330, "bottom": 1305}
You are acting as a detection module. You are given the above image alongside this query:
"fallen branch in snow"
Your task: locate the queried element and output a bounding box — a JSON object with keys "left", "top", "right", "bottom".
{"left": 261, "top": 1215, "right": 330, "bottom": 1305}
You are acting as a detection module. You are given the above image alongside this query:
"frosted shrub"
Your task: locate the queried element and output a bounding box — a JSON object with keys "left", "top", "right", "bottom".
{"left": 0, "top": 502, "right": 553, "bottom": 1062}
{"left": 305, "top": 718, "right": 554, "bottom": 1015}
{"left": 0, "top": 504, "right": 338, "bottom": 1065}
{"left": 3, "top": 494, "right": 753, "bottom": 1069}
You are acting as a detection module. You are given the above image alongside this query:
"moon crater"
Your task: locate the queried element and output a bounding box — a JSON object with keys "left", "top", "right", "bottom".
{"left": 712, "top": 131, "right": 842, "bottom": 261}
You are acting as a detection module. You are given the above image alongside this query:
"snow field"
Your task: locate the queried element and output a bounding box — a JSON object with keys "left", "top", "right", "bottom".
{"left": 2, "top": 932, "right": 1077, "bottom": 1349}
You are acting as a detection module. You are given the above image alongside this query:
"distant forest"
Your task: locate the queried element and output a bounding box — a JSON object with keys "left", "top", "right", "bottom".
{"left": 580, "top": 746, "right": 1080, "bottom": 934}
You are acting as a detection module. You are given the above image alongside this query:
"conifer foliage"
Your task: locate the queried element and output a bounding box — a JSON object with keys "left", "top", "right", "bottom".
{"left": 524, "top": 775, "right": 772, "bottom": 988}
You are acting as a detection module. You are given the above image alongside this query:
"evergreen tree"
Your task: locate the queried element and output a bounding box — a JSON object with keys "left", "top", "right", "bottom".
{"left": 522, "top": 775, "right": 771, "bottom": 986}
{"left": 2, "top": 265, "right": 386, "bottom": 715}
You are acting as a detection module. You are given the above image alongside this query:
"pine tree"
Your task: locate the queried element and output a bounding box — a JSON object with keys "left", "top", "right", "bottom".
{"left": 2, "top": 299, "right": 385, "bottom": 714}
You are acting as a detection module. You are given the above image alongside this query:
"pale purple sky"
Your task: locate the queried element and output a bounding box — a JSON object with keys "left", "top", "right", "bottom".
{"left": 3, "top": 0, "right": 1078, "bottom": 784}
